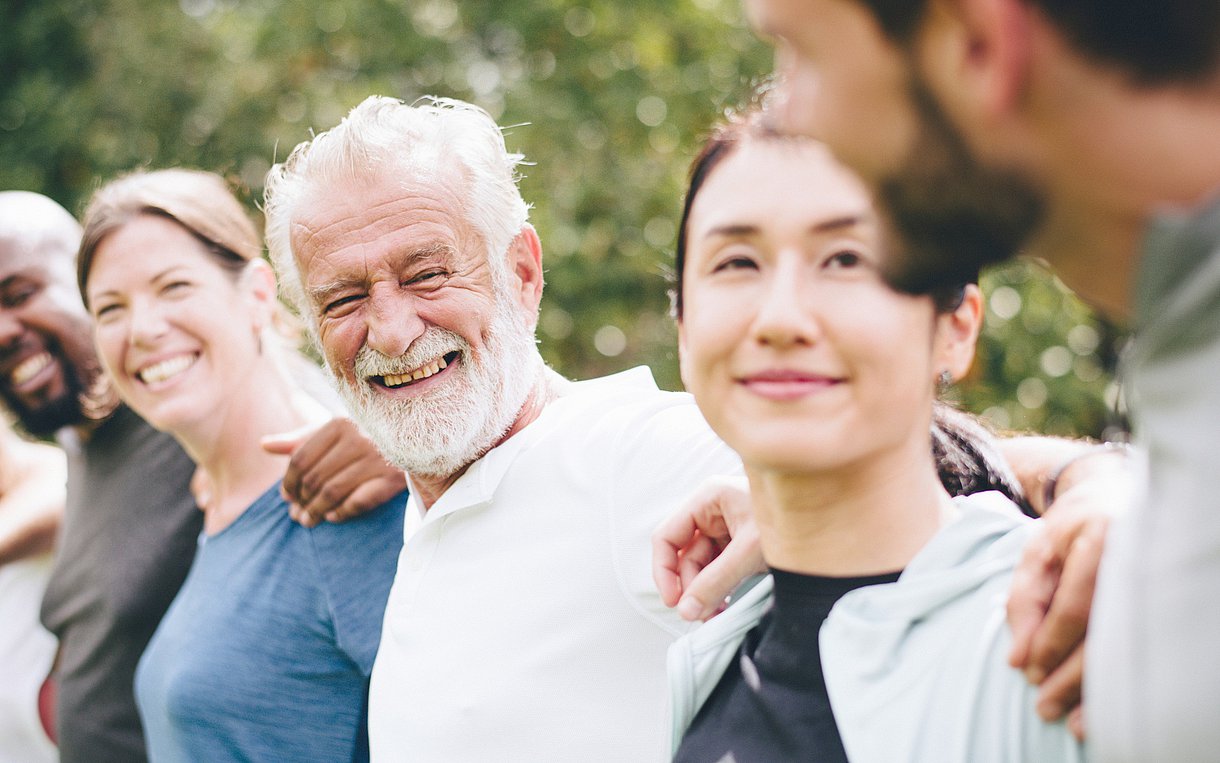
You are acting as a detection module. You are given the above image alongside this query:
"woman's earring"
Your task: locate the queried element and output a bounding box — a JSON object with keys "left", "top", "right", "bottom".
{"left": 937, "top": 369, "right": 953, "bottom": 392}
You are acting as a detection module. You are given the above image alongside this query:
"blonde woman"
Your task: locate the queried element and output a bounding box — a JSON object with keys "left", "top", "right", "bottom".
{"left": 77, "top": 170, "right": 406, "bottom": 762}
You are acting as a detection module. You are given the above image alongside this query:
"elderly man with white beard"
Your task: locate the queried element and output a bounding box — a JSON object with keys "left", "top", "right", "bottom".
{"left": 263, "top": 95, "right": 742, "bottom": 761}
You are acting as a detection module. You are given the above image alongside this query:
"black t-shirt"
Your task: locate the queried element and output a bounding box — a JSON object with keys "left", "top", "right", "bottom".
{"left": 674, "top": 567, "right": 902, "bottom": 763}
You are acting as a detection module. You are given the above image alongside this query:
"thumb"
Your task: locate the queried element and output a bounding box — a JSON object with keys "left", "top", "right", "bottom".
{"left": 678, "top": 531, "right": 763, "bottom": 621}
{"left": 1007, "top": 536, "right": 1058, "bottom": 671}
{"left": 260, "top": 423, "right": 318, "bottom": 455}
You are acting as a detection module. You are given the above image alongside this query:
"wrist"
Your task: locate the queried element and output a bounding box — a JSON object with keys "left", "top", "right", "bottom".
{"left": 1041, "top": 441, "right": 1133, "bottom": 512}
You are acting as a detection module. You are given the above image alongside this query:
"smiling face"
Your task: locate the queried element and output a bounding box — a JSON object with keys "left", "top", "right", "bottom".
{"left": 0, "top": 235, "right": 98, "bottom": 435}
{"left": 85, "top": 214, "right": 263, "bottom": 436}
{"left": 289, "top": 169, "right": 542, "bottom": 477}
{"left": 678, "top": 137, "right": 973, "bottom": 475}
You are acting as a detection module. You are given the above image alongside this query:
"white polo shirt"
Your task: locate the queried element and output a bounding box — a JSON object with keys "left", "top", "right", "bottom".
{"left": 369, "top": 367, "right": 741, "bottom": 761}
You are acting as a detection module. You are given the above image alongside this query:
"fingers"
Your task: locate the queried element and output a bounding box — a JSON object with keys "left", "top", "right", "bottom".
{"left": 652, "top": 475, "right": 761, "bottom": 620}
{"left": 1035, "top": 642, "right": 1084, "bottom": 723}
{"left": 652, "top": 483, "right": 734, "bottom": 607}
{"left": 260, "top": 423, "right": 317, "bottom": 455}
{"left": 1025, "top": 526, "right": 1103, "bottom": 681}
{"left": 1007, "top": 528, "right": 1059, "bottom": 671}
{"left": 322, "top": 475, "right": 408, "bottom": 524}
{"left": 288, "top": 501, "right": 320, "bottom": 529}
{"left": 292, "top": 466, "right": 407, "bottom": 527}
{"left": 677, "top": 521, "right": 764, "bottom": 621}
{"left": 1066, "top": 705, "right": 1085, "bottom": 742}
{"left": 677, "top": 532, "right": 723, "bottom": 590}
{"left": 297, "top": 460, "right": 368, "bottom": 522}
{"left": 279, "top": 418, "right": 407, "bottom": 527}
{"left": 275, "top": 419, "right": 340, "bottom": 508}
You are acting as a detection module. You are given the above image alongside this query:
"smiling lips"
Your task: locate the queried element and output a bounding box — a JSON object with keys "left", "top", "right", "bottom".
{"left": 10, "top": 351, "right": 51, "bottom": 388}
{"left": 378, "top": 354, "right": 451, "bottom": 389}
{"left": 739, "top": 369, "right": 843, "bottom": 400}
{"left": 136, "top": 353, "right": 197, "bottom": 385}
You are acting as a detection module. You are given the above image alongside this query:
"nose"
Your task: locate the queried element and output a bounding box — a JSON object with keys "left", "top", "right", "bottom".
{"left": 364, "top": 286, "right": 426, "bottom": 359}
{"left": 126, "top": 298, "right": 171, "bottom": 348}
{"left": 772, "top": 46, "right": 823, "bottom": 141}
{"left": 752, "top": 257, "right": 819, "bottom": 348}
{"left": 0, "top": 311, "right": 22, "bottom": 353}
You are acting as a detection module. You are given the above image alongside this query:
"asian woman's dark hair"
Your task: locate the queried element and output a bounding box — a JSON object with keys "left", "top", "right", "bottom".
{"left": 675, "top": 110, "right": 1031, "bottom": 515}
{"left": 932, "top": 403, "right": 1032, "bottom": 515}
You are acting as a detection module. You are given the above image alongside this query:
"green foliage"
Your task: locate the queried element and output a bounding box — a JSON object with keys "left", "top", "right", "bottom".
{"left": 0, "top": 0, "right": 1118, "bottom": 436}
{"left": 965, "top": 260, "right": 1125, "bottom": 438}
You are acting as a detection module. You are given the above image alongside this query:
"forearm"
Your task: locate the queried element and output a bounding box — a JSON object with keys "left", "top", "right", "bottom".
{"left": 0, "top": 501, "right": 61, "bottom": 564}
{"left": 998, "top": 436, "right": 1098, "bottom": 516}
{"left": 0, "top": 441, "right": 67, "bottom": 566}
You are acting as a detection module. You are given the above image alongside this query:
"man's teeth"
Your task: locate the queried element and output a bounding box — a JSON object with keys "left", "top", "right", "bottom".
{"left": 383, "top": 357, "right": 448, "bottom": 388}
{"left": 11, "top": 352, "right": 51, "bottom": 386}
{"left": 138, "top": 355, "right": 195, "bottom": 385}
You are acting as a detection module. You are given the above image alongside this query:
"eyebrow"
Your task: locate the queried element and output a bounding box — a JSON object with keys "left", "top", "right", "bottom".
{"left": 813, "top": 214, "right": 868, "bottom": 233}
{"left": 90, "top": 265, "right": 191, "bottom": 303}
{"left": 703, "top": 214, "right": 870, "bottom": 240}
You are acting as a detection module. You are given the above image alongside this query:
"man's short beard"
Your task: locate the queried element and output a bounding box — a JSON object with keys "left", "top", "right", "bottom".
{"left": 877, "top": 75, "right": 1045, "bottom": 295}
{"left": 0, "top": 349, "right": 105, "bottom": 437}
{"left": 328, "top": 292, "right": 543, "bottom": 478}
{"left": 2, "top": 386, "right": 85, "bottom": 437}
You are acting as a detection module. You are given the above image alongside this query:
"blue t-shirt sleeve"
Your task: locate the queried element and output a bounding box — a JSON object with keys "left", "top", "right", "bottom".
{"left": 307, "top": 490, "right": 408, "bottom": 674}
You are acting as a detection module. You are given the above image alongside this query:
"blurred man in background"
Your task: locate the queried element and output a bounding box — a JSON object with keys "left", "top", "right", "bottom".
{"left": 745, "top": 0, "right": 1220, "bottom": 758}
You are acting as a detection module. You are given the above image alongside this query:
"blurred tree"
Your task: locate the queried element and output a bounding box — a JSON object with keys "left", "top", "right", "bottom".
{"left": 0, "top": 0, "right": 1120, "bottom": 436}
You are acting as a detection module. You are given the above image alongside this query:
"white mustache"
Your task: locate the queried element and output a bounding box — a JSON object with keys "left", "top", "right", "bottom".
{"left": 352, "top": 329, "right": 468, "bottom": 379}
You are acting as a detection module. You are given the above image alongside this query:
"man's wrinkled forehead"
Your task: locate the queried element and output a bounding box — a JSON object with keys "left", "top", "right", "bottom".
{"left": 289, "top": 162, "right": 464, "bottom": 254}
{"left": 291, "top": 192, "right": 404, "bottom": 257}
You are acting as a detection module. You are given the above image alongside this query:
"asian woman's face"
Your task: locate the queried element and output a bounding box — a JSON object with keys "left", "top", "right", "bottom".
{"left": 85, "top": 214, "right": 266, "bottom": 435}
{"left": 678, "top": 139, "right": 977, "bottom": 475}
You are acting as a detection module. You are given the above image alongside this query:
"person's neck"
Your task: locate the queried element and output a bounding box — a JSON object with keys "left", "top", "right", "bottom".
{"left": 409, "top": 366, "right": 566, "bottom": 511}
{"left": 749, "top": 440, "right": 956, "bottom": 577}
{"left": 1028, "top": 63, "right": 1220, "bottom": 321}
{"left": 68, "top": 417, "right": 104, "bottom": 443}
{"left": 177, "top": 356, "right": 326, "bottom": 532}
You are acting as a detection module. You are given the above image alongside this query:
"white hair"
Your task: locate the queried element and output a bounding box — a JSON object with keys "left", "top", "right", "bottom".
{"left": 263, "top": 95, "right": 532, "bottom": 319}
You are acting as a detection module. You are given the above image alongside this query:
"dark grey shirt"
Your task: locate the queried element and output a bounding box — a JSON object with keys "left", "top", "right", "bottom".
{"left": 40, "top": 404, "right": 199, "bottom": 763}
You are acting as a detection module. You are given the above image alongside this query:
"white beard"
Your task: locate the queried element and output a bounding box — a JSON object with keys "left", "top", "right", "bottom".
{"left": 328, "top": 294, "right": 543, "bottom": 478}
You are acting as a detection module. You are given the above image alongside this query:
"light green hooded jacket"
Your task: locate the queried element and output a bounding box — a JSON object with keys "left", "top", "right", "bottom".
{"left": 667, "top": 492, "right": 1084, "bottom": 763}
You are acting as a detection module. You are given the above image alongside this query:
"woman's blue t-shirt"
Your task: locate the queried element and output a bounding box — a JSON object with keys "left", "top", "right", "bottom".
{"left": 135, "top": 483, "right": 407, "bottom": 762}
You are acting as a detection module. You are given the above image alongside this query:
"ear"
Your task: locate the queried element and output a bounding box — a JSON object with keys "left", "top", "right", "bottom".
{"left": 934, "top": 284, "right": 983, "bottom": 382}
{"left": 507, "top": 224, "right": 545, "bottom": 327}
{"left": 677, "top": 318, "right": 692, "bottom": 392}
{"left": 919, "top": 0, "right": 1033, "bottom": 120}
{"left": 238, "top": 259, "right": 279, "bottom": 329}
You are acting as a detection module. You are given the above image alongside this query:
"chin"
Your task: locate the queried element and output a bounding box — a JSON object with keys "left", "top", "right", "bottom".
{"left": 131, "top": 400, "right": 198, "bottom": 435}
{"left": 1, "top": 388, "right": 85, "bottom": 437}
{"left": 735, "top": 431, "right": 851, "bottom": 475}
